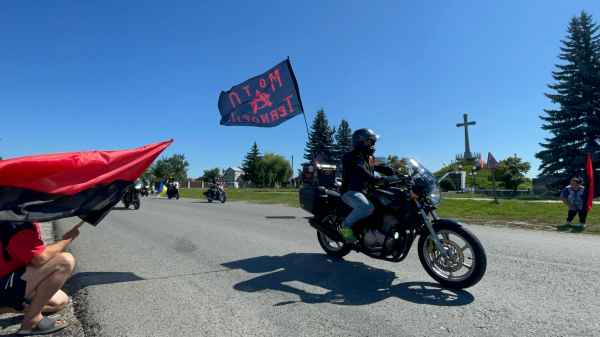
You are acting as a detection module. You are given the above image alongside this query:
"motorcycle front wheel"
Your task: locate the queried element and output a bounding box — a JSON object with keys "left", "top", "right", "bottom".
{"left": 417, "top": 224, "right": 487, "bottom": 289}
{"left": 220, "top": 194, "right": 226, "bottom": 203}
{"left": 134, "top": 197, "right": 140, "bottom": 210}
{"left": 175, "top": 192, "right": 179, "bottom": 200}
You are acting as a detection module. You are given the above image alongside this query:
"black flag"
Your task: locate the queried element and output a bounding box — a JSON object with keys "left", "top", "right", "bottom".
{"left": 218, "top": 59, "right": 304, "bottom": 127}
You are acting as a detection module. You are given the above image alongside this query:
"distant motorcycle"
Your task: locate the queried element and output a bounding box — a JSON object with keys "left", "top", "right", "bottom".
{"left": 141, "top": 183, "right": 150, "bottom": 197}
{"left": 167, "top": 181, "right": 180, "bottom": 200}
{"left": 203, "top": 184, "right": 226, "bottom": 203}
{"left": 123, "top": 179, "right": 142, "bottom": 209}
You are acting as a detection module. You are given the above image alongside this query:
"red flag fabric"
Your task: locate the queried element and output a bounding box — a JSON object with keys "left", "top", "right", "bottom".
{"left": 0, "top": 140, "right": 173, "bottom": 225}
{"left": 586, "top": 152, "right": 594, "bottom": 212}
{"left": 477, "top": 157, "right": 484, "bottom": 168}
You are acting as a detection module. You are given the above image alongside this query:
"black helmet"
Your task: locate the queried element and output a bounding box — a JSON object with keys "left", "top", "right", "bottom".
{"left": 352, "top": 128, "right": 379, "bottom": 156}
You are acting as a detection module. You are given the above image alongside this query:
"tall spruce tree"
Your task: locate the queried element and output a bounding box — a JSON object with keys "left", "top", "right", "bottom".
{"left": 304, "top": 108, "right": 335, "bottom": 163}
{"left": 241, "top": 142, "right": 261, "bottom": 184}
{"left": 332, "top": 119, "right": 352, "bottom": 166}
{"left": 536, "top": 11, "right": 600, "bottom": 184}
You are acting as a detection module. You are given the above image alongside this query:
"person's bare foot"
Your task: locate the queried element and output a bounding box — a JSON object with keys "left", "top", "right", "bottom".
{"left": 19, "top": 314, "right": 66, "bottom": 330}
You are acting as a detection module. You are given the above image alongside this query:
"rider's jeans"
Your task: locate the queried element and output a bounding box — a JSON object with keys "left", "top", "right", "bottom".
{"left": 341, "top": 191, "right": 374, "bottom": 228}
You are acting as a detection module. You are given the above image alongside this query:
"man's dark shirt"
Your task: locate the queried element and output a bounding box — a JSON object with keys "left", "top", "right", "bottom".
{"left": 341, "top": 150, "right": 396, "bottom": 194}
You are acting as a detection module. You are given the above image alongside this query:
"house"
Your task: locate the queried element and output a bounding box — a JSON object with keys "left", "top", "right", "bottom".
{"left": 223, "top": 167, "right": 244, "bottom": 188}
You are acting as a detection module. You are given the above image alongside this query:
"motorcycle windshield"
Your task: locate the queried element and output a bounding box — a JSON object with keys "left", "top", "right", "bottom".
{"left": 407, "top": 158, "right": 440, "bottom": 193}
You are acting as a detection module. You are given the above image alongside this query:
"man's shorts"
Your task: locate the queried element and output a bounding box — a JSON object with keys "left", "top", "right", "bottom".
{"left": 0, "top": 266, "right": 28, "bottom": 311}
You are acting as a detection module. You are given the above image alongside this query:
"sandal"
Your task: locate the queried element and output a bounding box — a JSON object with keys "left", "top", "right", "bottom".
{"left": 16, "top": 316, "right": 68, "bottom": 336}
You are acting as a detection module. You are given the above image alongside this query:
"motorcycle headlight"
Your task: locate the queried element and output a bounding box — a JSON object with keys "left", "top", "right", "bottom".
{"left": 135, "top": 186, "right": 141, "bottom": 190}
{"left": 428, "top": 186, "right": 441, "bottom": 206}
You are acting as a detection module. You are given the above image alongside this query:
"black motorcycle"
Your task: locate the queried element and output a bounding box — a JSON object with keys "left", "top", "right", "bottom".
{"left": 203, "top": 184, "right": 226, "bottom": 203}
{"left": 141, "top": 183, "right": 149, "bottom": 197}
{"left": 299, "top": 157, "right": 487, "bottom": 289}
{"left": 122, "top": 179, "right": 142, "bottom": 210}
{"left": 167, "top": 181, "right": 180, "bottom": 200}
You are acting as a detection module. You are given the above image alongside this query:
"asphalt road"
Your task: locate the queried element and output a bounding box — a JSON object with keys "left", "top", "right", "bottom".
{"left": 56, "top": 196, "right": 600, "bottom": 337}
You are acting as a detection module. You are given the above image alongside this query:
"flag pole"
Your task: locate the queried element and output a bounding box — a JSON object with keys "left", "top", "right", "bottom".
{"left": 301, "top": 112, "right": 319, "bottom": 186}
{"left": 75, "top": 220, "right": 86, "bottom": 229}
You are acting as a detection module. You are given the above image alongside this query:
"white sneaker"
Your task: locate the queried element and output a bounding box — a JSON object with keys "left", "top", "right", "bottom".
{"left": 580, "top": 223, "right": 586, "bottom": 227}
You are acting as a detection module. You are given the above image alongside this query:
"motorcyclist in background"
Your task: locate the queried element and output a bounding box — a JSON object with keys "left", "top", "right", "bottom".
{"left": 338, "top": 128, "right": 406, "bottom": 243}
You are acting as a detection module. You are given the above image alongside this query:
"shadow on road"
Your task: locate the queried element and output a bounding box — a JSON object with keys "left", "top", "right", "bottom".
{"left": 555, "top": 225, "right": 586, "bottom": 233}
{"left": 64, "top": 271, "right": 145, "bottom": 292}
{"left": 264, "top": 216, "right": 313, "bottom": 219}
{"left": 112, "top": 206, "right": 133, "bottom": 210}
{"left": 222, "top": 253, "right": 474, "bottom": 307}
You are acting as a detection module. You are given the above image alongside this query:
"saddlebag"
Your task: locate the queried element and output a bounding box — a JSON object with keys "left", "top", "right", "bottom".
{"left": 299, "top": 186, "right": 328, "bottom": 214}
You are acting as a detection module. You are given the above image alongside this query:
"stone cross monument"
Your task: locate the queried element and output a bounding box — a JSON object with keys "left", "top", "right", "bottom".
{"left": 456, "top": 113, "right": 476, "bottom": 160}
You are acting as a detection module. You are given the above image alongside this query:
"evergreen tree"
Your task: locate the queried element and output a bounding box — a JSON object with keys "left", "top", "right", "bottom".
{"left": 241, "top": 142, "right": 261, "bottom": 184}
{"left": 303, "top": 108, "right": 335, "bottom": 163}
{"left": 536, "top": 11, "right": 600, "bottom": 184}
{"left": 332, "top": 119, "right": 352, "bottom": 166}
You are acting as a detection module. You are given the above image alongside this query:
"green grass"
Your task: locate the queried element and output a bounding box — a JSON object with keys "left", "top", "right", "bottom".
{"left": 444, "top": 192, "right": 600, "bottom": 201}
{"left": 436, "top": 199, "right": 598, "bottom": 234}
{"left": 177, "top": 188, "right": 598, "bottom": 234}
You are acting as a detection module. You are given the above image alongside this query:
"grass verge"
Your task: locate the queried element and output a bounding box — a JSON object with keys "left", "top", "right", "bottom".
{"left": 178, "top": 189, "right": 597, "bottom": 234}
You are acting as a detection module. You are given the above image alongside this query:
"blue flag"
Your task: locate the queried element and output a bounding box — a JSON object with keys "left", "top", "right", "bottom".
{"left": 218, "top": 59, "right": 304, "bottom": 127}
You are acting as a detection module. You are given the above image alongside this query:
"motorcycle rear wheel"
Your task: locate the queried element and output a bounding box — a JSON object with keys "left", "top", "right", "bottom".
{"left": 417, "top": 224, "right": 486, "bottom": 289}
{"left": 317, "top": 232, "right": 350, "bottom": 258}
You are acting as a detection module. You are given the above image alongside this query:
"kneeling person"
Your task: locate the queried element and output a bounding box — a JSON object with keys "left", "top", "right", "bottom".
{"left": 0, "top": 221, "right": 79, "bottom": 336}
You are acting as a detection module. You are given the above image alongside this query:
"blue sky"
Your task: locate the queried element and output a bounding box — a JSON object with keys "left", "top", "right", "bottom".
{"left": 1, "top": 1, "right": 598, "bottom": 179}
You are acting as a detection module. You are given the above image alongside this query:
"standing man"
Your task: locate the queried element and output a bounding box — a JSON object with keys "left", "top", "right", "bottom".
{"left": 560, "top": 177, "right": 587, "bottom": 227}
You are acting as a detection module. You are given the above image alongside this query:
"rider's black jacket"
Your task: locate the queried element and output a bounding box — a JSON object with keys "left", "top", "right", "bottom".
{"left": 341, "top": 150, "right": 397, "bottom": 194}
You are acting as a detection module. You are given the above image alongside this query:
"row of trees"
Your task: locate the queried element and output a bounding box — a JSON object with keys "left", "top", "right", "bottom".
{"left": 142, "top": 153, "right": 190, "bottom": 182}
{"left": 240, "top": 142, "right": 293, "bottom": 187}
{"left": 536, "top": 11, "right": 600, "bottom": 190}
{"left": 303, "top": 108, "right": 353, "bottom": 166}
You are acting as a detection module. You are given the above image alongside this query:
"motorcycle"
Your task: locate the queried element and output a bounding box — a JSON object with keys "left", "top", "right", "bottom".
{"left": 122, "top": 179, "right": 142, "bottom": 210}
{"left": 167, "top": 181, "right": 180, "bottom": 199}
{"left": 141, "top": 182, "right": 150, "bottom": 197}
{"left": 299, "top": 157, "right": 487, "bottom": 289}
{"left": 203, "top": 184, "right": 227, "bottom": 203}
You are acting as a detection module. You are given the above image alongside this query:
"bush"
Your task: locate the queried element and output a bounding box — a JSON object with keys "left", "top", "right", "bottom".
{"left": 440, "top": 178, "right": 455, "bottom": 192}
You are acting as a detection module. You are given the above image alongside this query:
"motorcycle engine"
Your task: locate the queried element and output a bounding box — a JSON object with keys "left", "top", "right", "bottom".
{"left": 382, "top": 214, "right": 399, "bottom": 233}
{"left": 363, "top": 230, "right": 386, "bottom": 249}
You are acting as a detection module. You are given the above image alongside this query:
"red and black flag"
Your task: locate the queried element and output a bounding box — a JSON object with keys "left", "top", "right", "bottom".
{"left": 0, "top": 140, "right": 173, "bottom": 225}
{"left": 585, "top": 152, "right": 594, "bottom": 212}
{"left": 218, "top": 59, "right": 304, "bottom": 127}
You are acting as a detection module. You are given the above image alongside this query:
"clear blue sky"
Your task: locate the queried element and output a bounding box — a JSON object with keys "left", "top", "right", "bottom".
{"left": 1, "top": 1, "right": 598, "bottom": 179}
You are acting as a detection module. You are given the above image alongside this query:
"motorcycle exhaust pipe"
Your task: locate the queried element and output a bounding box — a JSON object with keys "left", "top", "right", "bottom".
{"left": 308, "top": 219, "right": 343, "bottom": 242}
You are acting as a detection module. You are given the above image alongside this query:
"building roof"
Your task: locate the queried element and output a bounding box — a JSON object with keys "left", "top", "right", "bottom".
{"left": 227, "top": 167, "right": 243, "bottom": 172}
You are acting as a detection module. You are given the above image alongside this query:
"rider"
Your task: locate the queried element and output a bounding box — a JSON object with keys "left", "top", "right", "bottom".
{"left": 211, "top": 177, "right": 221, "bottom": 198}
{"left": 338, "top": 128, "right": 404, "bottom": 243}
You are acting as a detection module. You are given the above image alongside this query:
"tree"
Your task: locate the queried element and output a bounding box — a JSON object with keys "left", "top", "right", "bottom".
{"left": 152, "top": 153, "right": 190, "bottom": 181}
{"left": 386, "top": 155, "right": 410, "bottom": 175}
{"left": 494, "top": 154, "right": 531, "bottom": 192}
{"left": 332, "top": 119, "right": 352, "bottom": 166}
{"left": 141, "top": 163, "right": 156, "bottom": 182}
{"left": 200, "top": 167, "right": 221, "bottom": 182}
{"left": 241, "top": 142, "right": 261, "bottom": 184}
{"left": 535, "top": 11, "right": 600, "bottom": 185}
{"left": 304, "top": 108, "right": 335, "bottom": 163}
{"left": 257, "top": 152, "right": 293, "bottom": 186}
{"left": 440, "top": 178, "right": 456, "bottom": 192}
